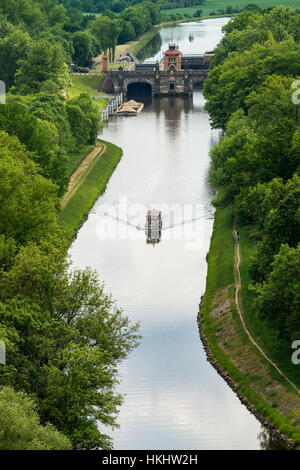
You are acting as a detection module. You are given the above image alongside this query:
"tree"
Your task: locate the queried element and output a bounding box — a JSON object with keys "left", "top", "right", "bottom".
{"left": 0, "top": 386, "right": 72, "bottom": 450}
{"left": 245, "top": 75, "right": 298, "bottom": 127}
{"left": 193, "top": 9, "right": 202, "bottom": 18}
{"left": 263, "top": 6, "right": 300, "bottom": 42}
{"left": 204, "top": 40, "right": 300, "bottom": 129}
{"left": 90, "top": 16, "right": 119, "bottom": 61}
{"left": 0, "top": 29, "right": 32, "bottom": 89}
{"left": 235, "top": 178, "right": 285, "bottom": 224}
{"left": 242, "top": 4, "right": 263, "bottom": 14}
{"left": 29, "top": 92, "right": 73, "bottom": 151}
{"left": 0, "top": 101, "right": 68, "bottom": 191}
{"left": 0, "top": 131, "right": 60, "bottom": 245}
{"left": 249, "top": 175, "right": 300, "bottom": 281}
{"left": 14, "top": 39, "right": 69, "bottom": 94}
{"left": 253, "top": 243, "right": 300, "bottom": 342}
{"left": 0, "top": 0, "right": 47, "bottom": 32}
{"left": 117, "top": 19, "right": 135, "bottom": 44}
{"left": 72, "top": 30, "right": 94, "bottom": 66}
{"left": 0, "top": 246, "right": 141, "bottom": 449}
{"left": 40, "top": 344, "right": 122, "bottom": 449}
{"left": 66, "top": 93, "right": 99, "bottom": 145}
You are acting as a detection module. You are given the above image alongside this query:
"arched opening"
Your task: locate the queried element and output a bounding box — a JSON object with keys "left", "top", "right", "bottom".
{"left": 127, "top": 82, "right": 152, "bottom": 96}
{"left": 192, "top": 81, "right": 203, "bottom": 91}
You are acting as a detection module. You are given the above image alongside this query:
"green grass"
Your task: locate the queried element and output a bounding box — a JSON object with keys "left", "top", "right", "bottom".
{"left": 68, "top": 75, "right": 107, "bottom": 112}
{"left": 162, "top": 0, "right": 300, "bottom": 16}
{"left": 66, "top": 145, "right": 95, "bottom": 178}
{"left": 200, "top": 203, "right": 300, "bottom": 448}
{"left": 204, "top": 203, "right": 236, "bottom": 292}
{"left": 64, "top": 76, "right": 109, "bottom": 193}
{"left": 59, "top": 140, "right": 122, "bottom": 238}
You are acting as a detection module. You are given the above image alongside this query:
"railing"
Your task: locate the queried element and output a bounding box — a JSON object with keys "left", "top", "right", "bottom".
{"left": 109, "top": 70, "right": 156, "bottom": 76}
{"left": 182, "top": 54, "right": 206, "bottom": 58}
{"left": 136, "top": 63, "right": 157, "bottom": 67}
{"left": 109, "top": 69, "right": 208, "bottom": 76}
{"left": 70, "top": 71, "right": 103, "bottom": 76}
{"left": 101, "top": 94, "right": 123, "bottom": 122}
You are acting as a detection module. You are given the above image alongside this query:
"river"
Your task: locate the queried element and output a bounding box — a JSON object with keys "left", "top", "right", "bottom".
{"left": 69, "top": 19, "right": 282, "bottom": 450}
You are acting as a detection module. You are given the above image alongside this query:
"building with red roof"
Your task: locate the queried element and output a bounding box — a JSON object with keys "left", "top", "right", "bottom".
{"left": 163, "top": 44, "right": 182, "bottom": 72}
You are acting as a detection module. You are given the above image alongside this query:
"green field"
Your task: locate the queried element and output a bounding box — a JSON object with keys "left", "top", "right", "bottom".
{"left": 68, "top": 75, "right": 107, "bottom": 111}
{"left": 162, "top": 0, "right": 300, "bottom": 16}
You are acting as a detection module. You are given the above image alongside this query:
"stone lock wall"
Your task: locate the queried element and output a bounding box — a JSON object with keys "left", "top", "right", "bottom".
{"left": 103, "top": 69, "right": 208, "bottom": 96}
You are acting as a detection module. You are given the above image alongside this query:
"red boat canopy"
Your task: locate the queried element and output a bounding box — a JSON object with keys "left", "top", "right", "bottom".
{"left": 147, "top": 209, "right": 161, "bottom": 215}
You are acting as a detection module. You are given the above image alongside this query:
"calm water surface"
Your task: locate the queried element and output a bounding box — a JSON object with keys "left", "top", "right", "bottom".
{"left": 69, "top": 19, "right": 282, "bottom": 450}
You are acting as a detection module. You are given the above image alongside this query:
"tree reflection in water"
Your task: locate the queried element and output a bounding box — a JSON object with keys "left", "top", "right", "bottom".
{"left": 258, "top": 428, "right": 288, "bottom": 450}
{"left": 136, "top": 33, "right": 162, "bottom": 62}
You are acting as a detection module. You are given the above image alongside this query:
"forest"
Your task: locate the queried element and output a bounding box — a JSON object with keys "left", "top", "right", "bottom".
{"left": 58, "top": 0, "right": 203, "bottom": 14}
{"left": 0, "top": 0, "right": 144, "bottom": 450}
{"left": 203, "top": 6, "right": 300, "bottom": 344}
{"left": 2, "top": 0, "right": 300, "bottom": 452}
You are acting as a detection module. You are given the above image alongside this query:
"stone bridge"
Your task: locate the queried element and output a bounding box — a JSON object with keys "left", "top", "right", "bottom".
{"left": 100, "top": 64, "right": 208, "bottom": 96}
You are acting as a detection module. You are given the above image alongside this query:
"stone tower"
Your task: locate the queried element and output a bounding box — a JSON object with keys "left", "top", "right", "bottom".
{"left": 102, "top": 52, "right": 109, "bottom": 73}
{"left": 162, "top": 44, "right": 182, "bottom": 73}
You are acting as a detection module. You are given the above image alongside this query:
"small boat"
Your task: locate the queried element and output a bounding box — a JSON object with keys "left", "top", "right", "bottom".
{"left": 116, "top": 99, "right": 144, "bottom": 116}
{"left": 145, "top": 209, "right": 162, "bottom": 245}
{"left": 189, "top": 33, "right": 194, "bottom": 41}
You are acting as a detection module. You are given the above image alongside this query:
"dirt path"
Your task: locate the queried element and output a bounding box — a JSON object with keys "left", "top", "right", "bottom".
{"left": 233, "top": 221, "right": 300, "bottom": 395}
{"left": 61, "top": 142, "right": 106, "bottom": 209}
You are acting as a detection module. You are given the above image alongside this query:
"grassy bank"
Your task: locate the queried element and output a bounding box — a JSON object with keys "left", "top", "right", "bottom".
{"left": 66, "top": 144, "right": 95, "bottom": 178}
{"left": 59, "top": 139, "right": 122, "bottom": 238}
{"left": 67, "top": 75, "right": 107, "bottom": 112}
{"left": 63, "top": 76, "right": 111, "bottom": 201}
{"left": 162, "top": 0, "right": 299, "bottom": 17}
{"left": 200, "top": 204, "right": 300, "bottom": 448}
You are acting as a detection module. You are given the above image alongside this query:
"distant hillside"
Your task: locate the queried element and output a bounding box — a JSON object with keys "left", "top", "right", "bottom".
{"left": 58, "top": 0, "right": 205, "bottom": 14}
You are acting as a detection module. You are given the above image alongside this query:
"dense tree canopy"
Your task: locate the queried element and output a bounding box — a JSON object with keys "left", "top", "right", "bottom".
{"left": 0, "top": 0, "right": 144, "bottom": 449}
{"left": 204, "top": 40, "right": 300, "bottom": 129}
{"left": 0, "top": 386, "right": 72, "bottom": 450}
{"left": 58, "top": 0, "right": 202, "bottom": 14}
{"left": 204, "top": 6, "right": 300, "bottom": 343}
{"left": 14, "top": 39, "right": 69, "bottom": 95}
{"left": 0, "top": 130, "right": 141, "bottom": 448}
{"left": 254, "top": 244, "right": 300, "bottom": 342}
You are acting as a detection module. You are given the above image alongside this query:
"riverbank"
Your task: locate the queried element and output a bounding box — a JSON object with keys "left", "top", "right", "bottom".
{"left": 59, "top": 139, "right": 122, "bottom": 239}
{"left": 198, "top": 204, "right": 300, "bottom": 448}
{"left": 112, "top": 16, "right": 205, "bottom": 63}
{"left": 161, "top": 0, "right": 298, "bottom": 17}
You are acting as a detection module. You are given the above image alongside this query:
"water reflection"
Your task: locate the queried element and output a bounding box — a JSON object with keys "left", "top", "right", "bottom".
{"left": 258, "top": 428, "right": 288, "bottom": 450}
{"left": 136, "top": 32, "right": 162, "bottom": 62}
